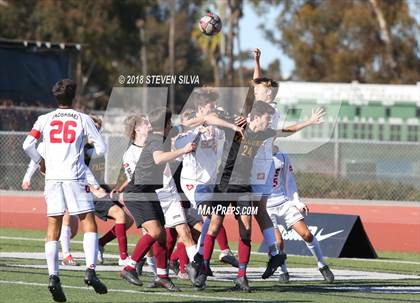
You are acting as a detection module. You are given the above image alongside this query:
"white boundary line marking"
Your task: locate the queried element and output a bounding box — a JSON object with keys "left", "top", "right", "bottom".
{"left": 0, "top": 280, "right": 256, "bottom": 301}
{"left": 1, "top": 235, "right": 420, "bottom": 265}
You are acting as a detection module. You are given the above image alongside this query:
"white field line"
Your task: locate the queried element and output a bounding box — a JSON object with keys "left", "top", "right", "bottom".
{"left": 0, "top": 280, "right": 256, "bottom": 301}
{"left": 320, "top": 286, "right": 420, "bottom": 294}
{"left": 1, "top": 235, "right": 420, "bottom": 265}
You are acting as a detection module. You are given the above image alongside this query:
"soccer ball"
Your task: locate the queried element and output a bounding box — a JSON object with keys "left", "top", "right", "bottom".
{"left": 199, "top": 12, "right": 222, "bottom": 36}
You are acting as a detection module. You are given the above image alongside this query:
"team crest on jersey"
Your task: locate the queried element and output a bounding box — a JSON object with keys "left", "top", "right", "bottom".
{"left": 123, "top": 163, "right": 129, "bottom": 168}
{"left": 186, "top": 184, "right": 194, "bottom": 190}
{"left": 85, "top": 185, "right": 91, "bottom": 193}
{"left": 257, "top": 173, "right": 265, "bottom": 180}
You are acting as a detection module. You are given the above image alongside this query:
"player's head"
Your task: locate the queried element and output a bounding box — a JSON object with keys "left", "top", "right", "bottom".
{"left": 193, "top": 87, "right": 218, "bottom": 116}
{"left": 90, "top": 115, "right": 102, "bottom": 131}
{"left": 250, "top": 101, "right": 275, "bottom": 131}
{"left": 148, "top": 107, "right": 172, "bottom": 135}
{"left": 180, "top": 108, "right": 195, "bottom": 123}
{"left": 52, "top": 79, "right": 77, "bottom": 107}
{"left": 252, "top": 77, "right": 278, "bottom": 103}
{"left": 125, "top": 113, "right": 150, "bottom": 140}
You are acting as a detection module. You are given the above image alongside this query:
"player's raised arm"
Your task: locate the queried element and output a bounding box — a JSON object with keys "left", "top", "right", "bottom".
{"left": 276, "top": 107, "right": 326, "bottom": 137}
{"left": 84, "top": 115, "right": 106, "bottom": 156}
{"left": 253, "top": 48, "right": 262, "bottom": 80}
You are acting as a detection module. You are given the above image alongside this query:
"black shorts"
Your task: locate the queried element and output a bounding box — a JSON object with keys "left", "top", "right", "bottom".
{"left": 93, "top": 196, "right": 124, "bottom": 222}
{"left": 124, "top": 192, "right": 165, "bottom": 228}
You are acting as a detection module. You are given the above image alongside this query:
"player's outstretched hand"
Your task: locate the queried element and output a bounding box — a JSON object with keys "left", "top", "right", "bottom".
{"left": 309, "top": 107, "right": 326, "bottom": 125}
{"left": 21, "top": 181, "right": 31, "bottom": 190}
{"left": 183, "top": 142, "right": 196, "bottom": 154}
{"left": 234, "top": 115, "right": 247, "bottom": 128}
{"left": 253, "top": 48, "right": 261, "bottom": 62}
{"left": 39, "top": 158, "right": 46, "bottom": 175}
{"left": 234, "top": 125, "right": 244, "bottom": 138}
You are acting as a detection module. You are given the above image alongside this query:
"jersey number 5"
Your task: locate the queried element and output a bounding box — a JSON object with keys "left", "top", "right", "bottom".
{"left": 50, "top": 120, "right": 77, "bottom": 143}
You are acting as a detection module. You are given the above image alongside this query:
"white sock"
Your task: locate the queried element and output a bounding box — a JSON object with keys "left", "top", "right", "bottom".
{"left": 186, "top": 245, "right": 197, "bottom": 262}
{"left": 146, "top": 256, "right": 156, "bottom": 274}
{"left": 280, "top": 263, "right": 288, "bottom": 274}
{"left": 127, "top": 256, "right": 137, "bottom": 268}
{"left": 197, "top": 218, "right": 211, "bottom": 255}
{"left": 263, "top": 227, "right": 279, "bottom": 256}
{"left": 83, "top": 232, "right": 98, "bottom": 269}
{"left": 305, "top": 237, "right": 327, "bottom": 268}
{"left": 45, "top": 241, "right": 59, "bottom": 276}
{"left": 59, "top": 225, "right": 71, "bottom": 258}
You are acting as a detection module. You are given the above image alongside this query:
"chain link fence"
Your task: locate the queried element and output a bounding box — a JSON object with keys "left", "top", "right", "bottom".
{"left": 1, "top": 131, "right": 419, "bottom": 201}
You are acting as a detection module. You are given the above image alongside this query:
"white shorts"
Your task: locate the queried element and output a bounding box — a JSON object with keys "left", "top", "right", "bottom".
{"left": 44, "top": 180, "right": 95, "bottom": 217}
{"left": 156, "top": 188, "right": 202, "bottom": 228}
{"left": 180, "top": 180, "right": 199, "bottom": 208}
{"left": 267, "top": 200, "right": 304, "bottom": 230}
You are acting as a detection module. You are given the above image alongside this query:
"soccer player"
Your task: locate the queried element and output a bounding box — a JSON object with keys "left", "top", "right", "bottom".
{"left": 267, "top": 146, "right": 334, "bottom": 283}
{"left": 84, "top": 115, "right": 135, "bottom": 267}
{"left": 250, "top": 48, "right": 325, "bottom": 280}
{"left": 22, "top": 142, "right": 79, "bottom": 266}
{"left": 22, "top": 79, "right": 108, "bottom": 302}
{"left": 194, "top": 101, "right": 289, "bottom": 292}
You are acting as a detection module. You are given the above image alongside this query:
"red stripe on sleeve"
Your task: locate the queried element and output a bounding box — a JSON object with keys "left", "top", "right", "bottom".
{"left": 29, "top": 129, "right": 41, "bottom": 139}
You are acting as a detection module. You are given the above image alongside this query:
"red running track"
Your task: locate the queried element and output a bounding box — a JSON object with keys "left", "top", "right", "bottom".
{"left": 1, "top": 193, "right": 418, "bottom": 253}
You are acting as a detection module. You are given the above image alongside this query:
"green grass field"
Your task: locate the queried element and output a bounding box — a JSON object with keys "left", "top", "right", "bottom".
{"left": 1, "top": 227, "right": 419, "bottom": 303}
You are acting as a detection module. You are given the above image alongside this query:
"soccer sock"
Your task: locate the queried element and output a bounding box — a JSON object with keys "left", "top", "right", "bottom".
{"left": 83, "top": 232, "right": 98, "bottom": 269}
{"left": 165, "top": 228, "right": 178, "bottom": 258}
{"left": 178, "top": 243, "right": 189, "bottom": 273}
{"left": 59, "top": 225, "right": 71, "bottom": 258}
{"left": 198, "top": 217, "right": 211, "bottom": 255}
{"left": 237, "top": 239, "right": 251, "bottom": 278}
{"left": 203, "top": 234, "right": 216, "bottom": 271}
{"left": 114, "top": 223, "right": 128, "bottom": 260}
{"left": 186, "top": 244, "right": 197, "bottom": 263}
{"left": 170, "top": 245, "right": 179, "bottom": 262}
{"left": 45, "top": 241, "right": 59, "bottom": 276}
{"left": 153, "top": 241, "right": 168, "bottom": 279}
{"left": 216, "top": 225, "right": 230, "bottom": 251}
{"left": 124, "top": 234, "right": 156, "bottom": 271}
{"left": 98, "top": 226, "right": 116, "bottom": 248}
{"left": 305, "top": 237, "right": 327, "bottom": 268}
{"left": 263, "top": 227, "right": 280, "bottom": 257}
{"left": 146, "top": 256, "right": 157, "bottom": 274}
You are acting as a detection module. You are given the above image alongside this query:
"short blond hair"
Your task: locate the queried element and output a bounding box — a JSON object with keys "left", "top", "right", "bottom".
{"left": 124, "top": 113, "right": 148, "bottom": 140}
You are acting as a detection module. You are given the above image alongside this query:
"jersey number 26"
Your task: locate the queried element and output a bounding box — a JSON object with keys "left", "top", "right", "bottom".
{"left": 50, "top": 120, "right": 77, "bottom": 143}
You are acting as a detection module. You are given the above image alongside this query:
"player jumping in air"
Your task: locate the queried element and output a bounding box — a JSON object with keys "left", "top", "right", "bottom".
{"left": 22, "top": 79, "right": 108, "bottom": 302}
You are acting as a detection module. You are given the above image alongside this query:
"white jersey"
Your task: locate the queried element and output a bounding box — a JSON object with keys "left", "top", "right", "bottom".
{"left": 251, "top": 103, "right": 280, "bottom": 186}
{"left": 23, "top": 142, "right": 100, "bottom": 187}
{"left": 122, "top": 143, "right": 144, "bottom": 182}
{"left": 267, "top": 152, "right": 300, "bottom": 208}
{"left": 175, "top": 125, "right": 225, "bottom": 185}
{"left": 23, "top": 108, "right": 106, "bottom": 181}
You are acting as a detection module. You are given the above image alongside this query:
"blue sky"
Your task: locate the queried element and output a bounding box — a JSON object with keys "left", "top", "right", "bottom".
{"left": 239, "top": 2, "right": 294, "bottom": 78}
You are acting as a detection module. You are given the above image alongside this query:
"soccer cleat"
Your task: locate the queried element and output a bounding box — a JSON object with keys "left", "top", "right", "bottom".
{"left": 185, "top": 261, "right": 200, "bottom": 284}
{"left": 118, "top": 257, "right": 129, "bottom": 267}
{"left": 48, "top": 275, "right": 66, "bottom": 302}
{"left": 97, "top": 245, "right": 104, "bottom": 265}
{"left": 193, "top": 271, "right": 207, "bottom": 290}
{"left": 121, "top": 268, "right": 143, "bottom": 286}
{"left": 262, "top": 252, "right": 287, "bottom": 279}
{"left": 154, "top": 277, "right": 180, "bottom": 292}
{"left": 135, "top": 258, "right": 146, "bottom": 276}
{"left": 279, "top": 272, "right": 290, "bottom": 283}
{"left": 61, "top": 255, "right": 79, "bottom": 266}
{"left": 84, "top": 268, "right": 108, "bottom": 294}
{"left": 231, "top": 276, "right": 251, "bottom": 292}
{"left": 319, "top": 265, "right": 334, "bottom": 283}
{"left": 169, "top": 260, "right": 180, "bottom": 275}
{"left": 177, "top": 271, "right": 189, "bottom": 280}
{"left": 219, "top": 249, "right": 239, "bottom": 268}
